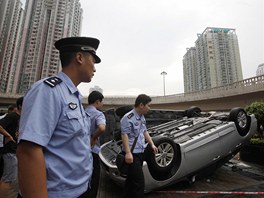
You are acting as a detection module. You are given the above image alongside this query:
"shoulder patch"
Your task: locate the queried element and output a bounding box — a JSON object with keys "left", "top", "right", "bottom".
{"left": 127, "top": 113, "right": 134, "bottom": 119}
{"left": 44, "top": 77, "right": 62, "bottom": 87}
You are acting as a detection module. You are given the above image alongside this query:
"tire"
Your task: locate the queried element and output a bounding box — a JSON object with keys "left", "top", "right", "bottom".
{"left": 186, "top": 106, "right": 201, "bottom": 118}
{"left": 229, "top": 107, "right": 251, "bottom": 136}
{"left": 115, "top": 105, "right": 133, "bottom": 118}
{"left": 145, "top": 136, "right": 178, "bottom": 173}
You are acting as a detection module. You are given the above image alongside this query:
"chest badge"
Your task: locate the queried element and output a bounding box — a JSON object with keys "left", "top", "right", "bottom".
{"left": 135, "top": 122, "right": 139, "bottom": 126}
{"left": 68, "top": 102, "right": 78, "bottom": 110}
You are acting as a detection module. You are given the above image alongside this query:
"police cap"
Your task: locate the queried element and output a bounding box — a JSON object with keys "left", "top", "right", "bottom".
{"left": 55, "top": 37, "right": 101, "bottom": 63}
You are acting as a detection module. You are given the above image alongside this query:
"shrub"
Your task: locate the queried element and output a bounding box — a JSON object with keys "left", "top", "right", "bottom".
{"left": 245, "top": 102, "right": 264, "bottom": 138}
{"left": 250, "top": 138, "right": 264, "bottom": 146}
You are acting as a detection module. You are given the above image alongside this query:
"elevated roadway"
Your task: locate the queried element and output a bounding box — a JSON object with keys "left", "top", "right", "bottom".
{"left": 89, "top": 75, "right": 264, "bottom": 111}
{"left": 0, "top": 75, "right": 264, "bottom": 112}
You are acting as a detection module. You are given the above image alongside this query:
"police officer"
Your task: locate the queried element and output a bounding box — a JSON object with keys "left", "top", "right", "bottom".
{"left": 120, "top": 94, "right": 158, "bottom": 198}
{"left": 85, "top": 90, "right": 106, "bottom": 198}
{"left": 17, "top": 37, "right": 101, "bottom": 198}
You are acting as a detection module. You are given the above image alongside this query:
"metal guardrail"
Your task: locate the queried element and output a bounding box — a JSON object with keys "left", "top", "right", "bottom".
{"left": 102, "top": 75, "right": 264, "bottom": 104}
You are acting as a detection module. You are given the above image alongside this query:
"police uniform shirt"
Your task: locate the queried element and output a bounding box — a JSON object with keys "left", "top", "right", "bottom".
{"left": 120, "top": 109, "right": 147, "bottom": 153}
{"left": 85, "top": 105, "right": 106, "bottom": 154}
{"left": 19, "top": 71, "right": 93, "bottom": 198}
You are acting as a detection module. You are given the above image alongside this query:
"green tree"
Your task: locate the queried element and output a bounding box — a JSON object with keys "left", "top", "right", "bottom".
{"left": 245, "top": 102, "right": 264, "bottom": 138}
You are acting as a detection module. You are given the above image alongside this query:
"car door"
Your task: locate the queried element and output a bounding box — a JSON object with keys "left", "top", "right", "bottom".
{"left": 181, "top": 128, "right": 221, "bottom": 175}
{"left": 217, "top": 123, "right": 243, "bottom": 157}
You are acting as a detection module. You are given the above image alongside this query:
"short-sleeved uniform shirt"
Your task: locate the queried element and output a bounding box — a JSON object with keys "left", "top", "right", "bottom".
{"left": 0, "top": 112, "right": 20, "bottom": 154}
{"left": 85, "top": 105, "right": 106, "bottom": 154}
{"left": 120, "top": 109, "right": 147, "bottom": 153}
{"left": 19, "top": 72, "right": 93, "bottom": 198}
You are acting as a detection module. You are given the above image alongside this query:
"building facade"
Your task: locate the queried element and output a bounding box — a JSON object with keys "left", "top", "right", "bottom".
{"left": 256, "top": 63, "right": 264, "bottom": 76}
{"left": 89, "top": 86, "right": 103, "bottom": 94}
{"left": 183, "top": 27, "right": 243, "bottom": 92}
{"left": 0, "top": 0, "right": 24, "bottom": 94}
{"left": 183, "top": 47, "right": 198, "bottom": 93}
{"left": 17, "top": 0, "right": 83, "bottom": 94}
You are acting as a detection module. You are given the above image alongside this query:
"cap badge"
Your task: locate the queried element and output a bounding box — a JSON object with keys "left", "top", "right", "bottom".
{"left": 69, "top": 102, "right": 78, "bottom": 110}
{"left": 81, "top": 46, "right": 95, "bottom": 52}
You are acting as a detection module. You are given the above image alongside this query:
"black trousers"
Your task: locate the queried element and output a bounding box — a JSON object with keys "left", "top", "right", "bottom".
{"left": 17, "top": 191, "right": 88, "bottom": 198}
{"left": 86, "top": 152, "right": 101, "bottom": 198}
{"left": 0, "top": 153, "right": 3, "bottom": 179}
{"left": 18, "top": 190, "right": 90, "bottom": 198}
{"left": 123, "top": 153, "right": 144, "bottom": 198}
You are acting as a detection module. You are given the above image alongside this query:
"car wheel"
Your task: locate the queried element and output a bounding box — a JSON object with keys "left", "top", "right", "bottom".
{"left": 229, "top": 107, "right": 251, "bottom": 136}
{"left": 145, "top": 136, "right": 178, "bottom": 173}
{"left": 186, "top": 106, "right": 201, "bottom": 118}
{"left": 115, "top": 105, "right": 134, "bottom": 118}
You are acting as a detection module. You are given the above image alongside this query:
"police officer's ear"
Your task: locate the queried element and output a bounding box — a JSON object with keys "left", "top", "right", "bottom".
{"left": 139, "top": 103, "right": 145, "bottom": 109}
{"left": 75, "top": 52, "right": 85, "bottom": 65}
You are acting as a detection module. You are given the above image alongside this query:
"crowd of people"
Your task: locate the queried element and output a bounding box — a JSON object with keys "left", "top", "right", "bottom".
{"left": 0, "top": 36, "right": 157, "bottom": 198}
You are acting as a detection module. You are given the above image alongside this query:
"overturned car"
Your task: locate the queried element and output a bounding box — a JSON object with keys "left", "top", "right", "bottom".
{"left": 99, "top": 106, "right": 257, "bottom": 192}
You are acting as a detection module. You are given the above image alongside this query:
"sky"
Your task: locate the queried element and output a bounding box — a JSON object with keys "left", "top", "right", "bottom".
{"left": 77, "top": 0, "right": 264, "bottom": 97}
{"left": 22, "top": 0, "right": 264, "bottom": 96}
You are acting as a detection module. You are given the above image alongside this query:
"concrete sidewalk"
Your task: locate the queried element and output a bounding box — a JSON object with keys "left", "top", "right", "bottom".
{"left": 97, "top": 159, "right": 264, "bottom": 198}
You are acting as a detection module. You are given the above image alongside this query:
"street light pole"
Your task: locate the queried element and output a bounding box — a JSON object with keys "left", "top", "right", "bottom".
{"left": 160, "top": 71, "right": 167, "bottom": 96}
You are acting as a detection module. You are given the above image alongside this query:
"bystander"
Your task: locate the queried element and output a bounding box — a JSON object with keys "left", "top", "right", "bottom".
{"left": 0, "top": 98, "right": 23, "bottom": 198}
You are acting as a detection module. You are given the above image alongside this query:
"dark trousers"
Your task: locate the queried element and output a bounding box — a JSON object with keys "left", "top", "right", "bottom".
{"left": 0, "top": 152, "right": 3, "bottom": 179}
{"left": 123, "top": 153, "right": 144, "bottom": 198}
{"left": 18, "top": 189, "right": 90, "bottom": 198}
{"left": 86, "top": 152, "right": 101, "bottom": 198}
{"left": 77, "top": 189, "right": 90, "bottom": 198}
{"left": 17, "top": 172, "right": 92, "bottom": 198}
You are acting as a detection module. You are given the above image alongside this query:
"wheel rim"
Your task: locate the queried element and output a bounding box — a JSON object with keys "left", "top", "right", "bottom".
{"left": 237, "top": 111, "right": 247, "bottom": 129}
{"left": 155, "top": 142, "right": 174, "bottom": 167}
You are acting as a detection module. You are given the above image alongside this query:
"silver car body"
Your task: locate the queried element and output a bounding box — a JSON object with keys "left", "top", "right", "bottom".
{"left": 99, "top": 108, "right": 257, "bottom": 192}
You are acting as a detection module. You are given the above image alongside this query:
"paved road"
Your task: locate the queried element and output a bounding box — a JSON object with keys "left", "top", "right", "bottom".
{"left": 97, "top": 158, "right": 264, "bottom": 198}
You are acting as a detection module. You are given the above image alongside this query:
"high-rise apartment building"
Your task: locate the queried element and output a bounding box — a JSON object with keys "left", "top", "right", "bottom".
{"left": 183, "top": 47, "right": 198, "bottom": 93}
{"left": 89, "top": 86, "right": 103, "bottom": 94}
{"left": 0, "top": 0, "right": 24, "bottom": 94}
{"left": 183, "top": 27, "right": 243, "bottom": 92}
{"left": 17, "top": 0, "right": 83, "bottom": 94}
{"left": 256, "top": 63, "right": 264, "bottom": 76}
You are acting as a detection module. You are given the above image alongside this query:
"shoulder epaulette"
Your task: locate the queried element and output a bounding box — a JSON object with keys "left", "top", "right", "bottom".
{"left": 44, "top": 77, "right": 62, "bottom": 87}
{"left": 127, "top": 113, "right": 134, "bottom": 119}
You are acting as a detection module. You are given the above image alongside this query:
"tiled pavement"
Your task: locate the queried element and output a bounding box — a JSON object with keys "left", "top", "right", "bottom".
{"left": 97, "top": 159, "right": 264, "bottom": 198}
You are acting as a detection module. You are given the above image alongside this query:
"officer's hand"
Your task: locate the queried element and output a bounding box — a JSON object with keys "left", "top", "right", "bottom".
{"left": 152, "top": 144, "right": 158, "bottom": 155}
{"left": 90, "top": 136, "right": 97, "bottom": 147}
{"left": 125, "top": 152, "right": 133, "bottom": 164}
